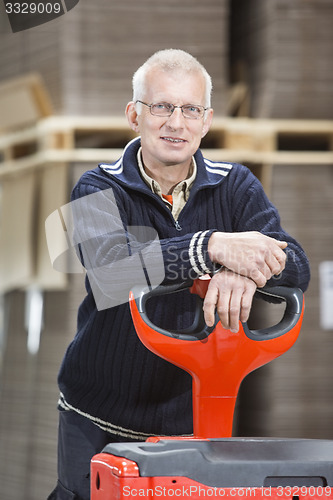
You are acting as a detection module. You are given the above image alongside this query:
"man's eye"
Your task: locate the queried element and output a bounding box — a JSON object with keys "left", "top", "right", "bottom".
{"left": 155, "top": 103, "right": 171, "bottom": 110}
{"left": 187, "top": 106, "right": 201, "bottom": 114}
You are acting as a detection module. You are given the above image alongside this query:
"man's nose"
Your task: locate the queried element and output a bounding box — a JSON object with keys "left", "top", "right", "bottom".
{"left": 166, "top": 107, "right": 185, "bottom": 128}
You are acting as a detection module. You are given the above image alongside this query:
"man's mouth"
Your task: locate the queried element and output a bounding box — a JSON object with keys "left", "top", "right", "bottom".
{"left": 161, "top": 137, "right": 186, "bottom": 143}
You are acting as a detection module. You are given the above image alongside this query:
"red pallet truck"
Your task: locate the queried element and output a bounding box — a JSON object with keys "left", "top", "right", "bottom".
{"left": 91, "top": 279, "right": 333, "bottom": 499}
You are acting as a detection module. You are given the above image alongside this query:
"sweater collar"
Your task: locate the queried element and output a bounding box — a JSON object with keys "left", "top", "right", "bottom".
{"left": 99, "top": 136, "right": 233, "bottom": 191}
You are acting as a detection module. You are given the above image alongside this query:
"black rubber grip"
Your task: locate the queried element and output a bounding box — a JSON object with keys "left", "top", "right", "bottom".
{"left": 131, "top": 283, "right": 303, "bottom": 341}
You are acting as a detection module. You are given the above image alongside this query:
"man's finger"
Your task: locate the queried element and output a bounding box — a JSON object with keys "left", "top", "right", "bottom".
{"left": 240, "top": 288, "right": 255, "bottom": 324}
{"left": 203, "top": 285, "right": 218, "bottom": 327}
{"left": 249, "top": 268, "right": 267, "bottom": 288}
{"left": 276, "top": 240, "right": 288, "bottom": 249}
{"left": 228, "top": 289, "right": 243, "bottom": 332}
{"left": 216, "top": 289, "right": 232, "bottom": 331}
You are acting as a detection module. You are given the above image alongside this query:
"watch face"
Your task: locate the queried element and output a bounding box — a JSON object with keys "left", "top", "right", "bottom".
{"left": 3, "top": 0, "right": 80, "bottom": 33}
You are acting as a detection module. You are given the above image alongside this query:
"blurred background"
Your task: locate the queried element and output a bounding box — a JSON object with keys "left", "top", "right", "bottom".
{"left": 0, "top": 1, "right": 333, "bottom": 498}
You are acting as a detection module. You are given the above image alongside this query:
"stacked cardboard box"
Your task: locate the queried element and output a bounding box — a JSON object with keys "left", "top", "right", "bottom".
{"left": 230, "top": 0, "right": 333, "bottom": 119}
{"left": 0, "top": 0, "right": 229, "bottom": 117}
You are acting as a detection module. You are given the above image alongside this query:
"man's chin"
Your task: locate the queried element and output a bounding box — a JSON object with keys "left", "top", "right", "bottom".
{"left": 159, "top": 147, "right": 196, "bottom": 167}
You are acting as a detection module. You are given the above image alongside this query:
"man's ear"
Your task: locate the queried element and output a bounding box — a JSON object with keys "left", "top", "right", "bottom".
{"left": 126, "top": 102, "right": 140, "bottom": 133}
{"left": 201, "top": 108, "right": 214, "bottom": 139}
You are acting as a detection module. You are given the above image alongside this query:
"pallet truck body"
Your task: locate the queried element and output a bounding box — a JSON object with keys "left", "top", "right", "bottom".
{"left": 91, "top": 280, "right": 333, "bottom": 499}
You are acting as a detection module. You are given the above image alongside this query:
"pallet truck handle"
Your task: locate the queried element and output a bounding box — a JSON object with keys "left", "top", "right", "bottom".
{"left": 131, "top": 281, "right": 303, "bottom": 341}
{"left": 129, "top": 281, "right": 304, "bottom": 437}
{"left": 243, "top": 285, "right": 303, "bottom": 340}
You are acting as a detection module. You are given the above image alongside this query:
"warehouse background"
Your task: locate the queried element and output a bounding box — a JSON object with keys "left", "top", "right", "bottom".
{"left": 0, "top": 1, "right": 333, "bottom": 498}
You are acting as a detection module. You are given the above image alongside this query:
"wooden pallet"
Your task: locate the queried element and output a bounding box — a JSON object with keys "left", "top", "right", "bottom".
{"left": 1, "top": 116, "right": 332, "bottom": 191}
{"left": 0, "top": 73, "right": 53, "bottom": 133}
{"left": 1, "top": 115, "right": 333, "bottom": 164}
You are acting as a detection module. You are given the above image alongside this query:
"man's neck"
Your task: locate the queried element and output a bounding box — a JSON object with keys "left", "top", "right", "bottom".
{"left": 141, "top": 160, "right": 193, "bottom": 195}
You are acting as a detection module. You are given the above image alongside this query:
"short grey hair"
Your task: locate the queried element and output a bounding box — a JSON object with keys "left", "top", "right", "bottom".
{"left": 132, "top": 49, "right": 213, "bottom": 110}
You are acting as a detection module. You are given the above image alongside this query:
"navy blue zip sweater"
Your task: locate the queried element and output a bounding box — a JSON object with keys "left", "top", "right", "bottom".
{"left": 58, "top": 137, "right": 310, "bottom": 440}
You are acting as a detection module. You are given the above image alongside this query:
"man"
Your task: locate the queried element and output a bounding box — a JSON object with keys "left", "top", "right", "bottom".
{"left": 49, "top": 49, "right": 310, "bottom": 499}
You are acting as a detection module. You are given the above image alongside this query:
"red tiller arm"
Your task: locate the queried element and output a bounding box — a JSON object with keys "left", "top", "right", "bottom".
{"left": 129, "top": 280, "right": 304, "bottom": 439}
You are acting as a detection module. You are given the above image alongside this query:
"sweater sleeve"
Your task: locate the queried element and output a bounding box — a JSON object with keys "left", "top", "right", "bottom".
{"left": 70, "top": 179, "right": 216, "bottom": 310}
{"left": 231, "top": 168, "right": 310, "bottom": 292}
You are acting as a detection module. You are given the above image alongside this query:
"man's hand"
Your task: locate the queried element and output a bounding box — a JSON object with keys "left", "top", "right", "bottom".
{"left": 203, "top": 269, "right": 257, "bottom": 332}
{"left": 208, "top": 231, "right": 287, "bottom": 288}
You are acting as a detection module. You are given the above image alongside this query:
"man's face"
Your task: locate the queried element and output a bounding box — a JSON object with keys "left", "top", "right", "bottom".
{"left": 126, "top": 68, "right": 213, "bottom": 172}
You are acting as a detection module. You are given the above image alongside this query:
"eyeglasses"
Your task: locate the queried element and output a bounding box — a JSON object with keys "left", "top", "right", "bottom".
{"left": 136, "top": 100, "right": 209, "bottom": 120}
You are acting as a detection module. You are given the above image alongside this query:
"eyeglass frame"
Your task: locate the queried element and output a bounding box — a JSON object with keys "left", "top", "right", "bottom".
{"left": 135, "top": 100, "right": 210, "bottom": 120}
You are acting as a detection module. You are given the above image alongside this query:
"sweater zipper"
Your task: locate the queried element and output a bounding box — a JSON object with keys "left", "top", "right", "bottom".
{"left": 174, "top": 220, "right": 182, "bottom": 231}
{"left": 114, "top": 178, "right": 184, "bottom": 231}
